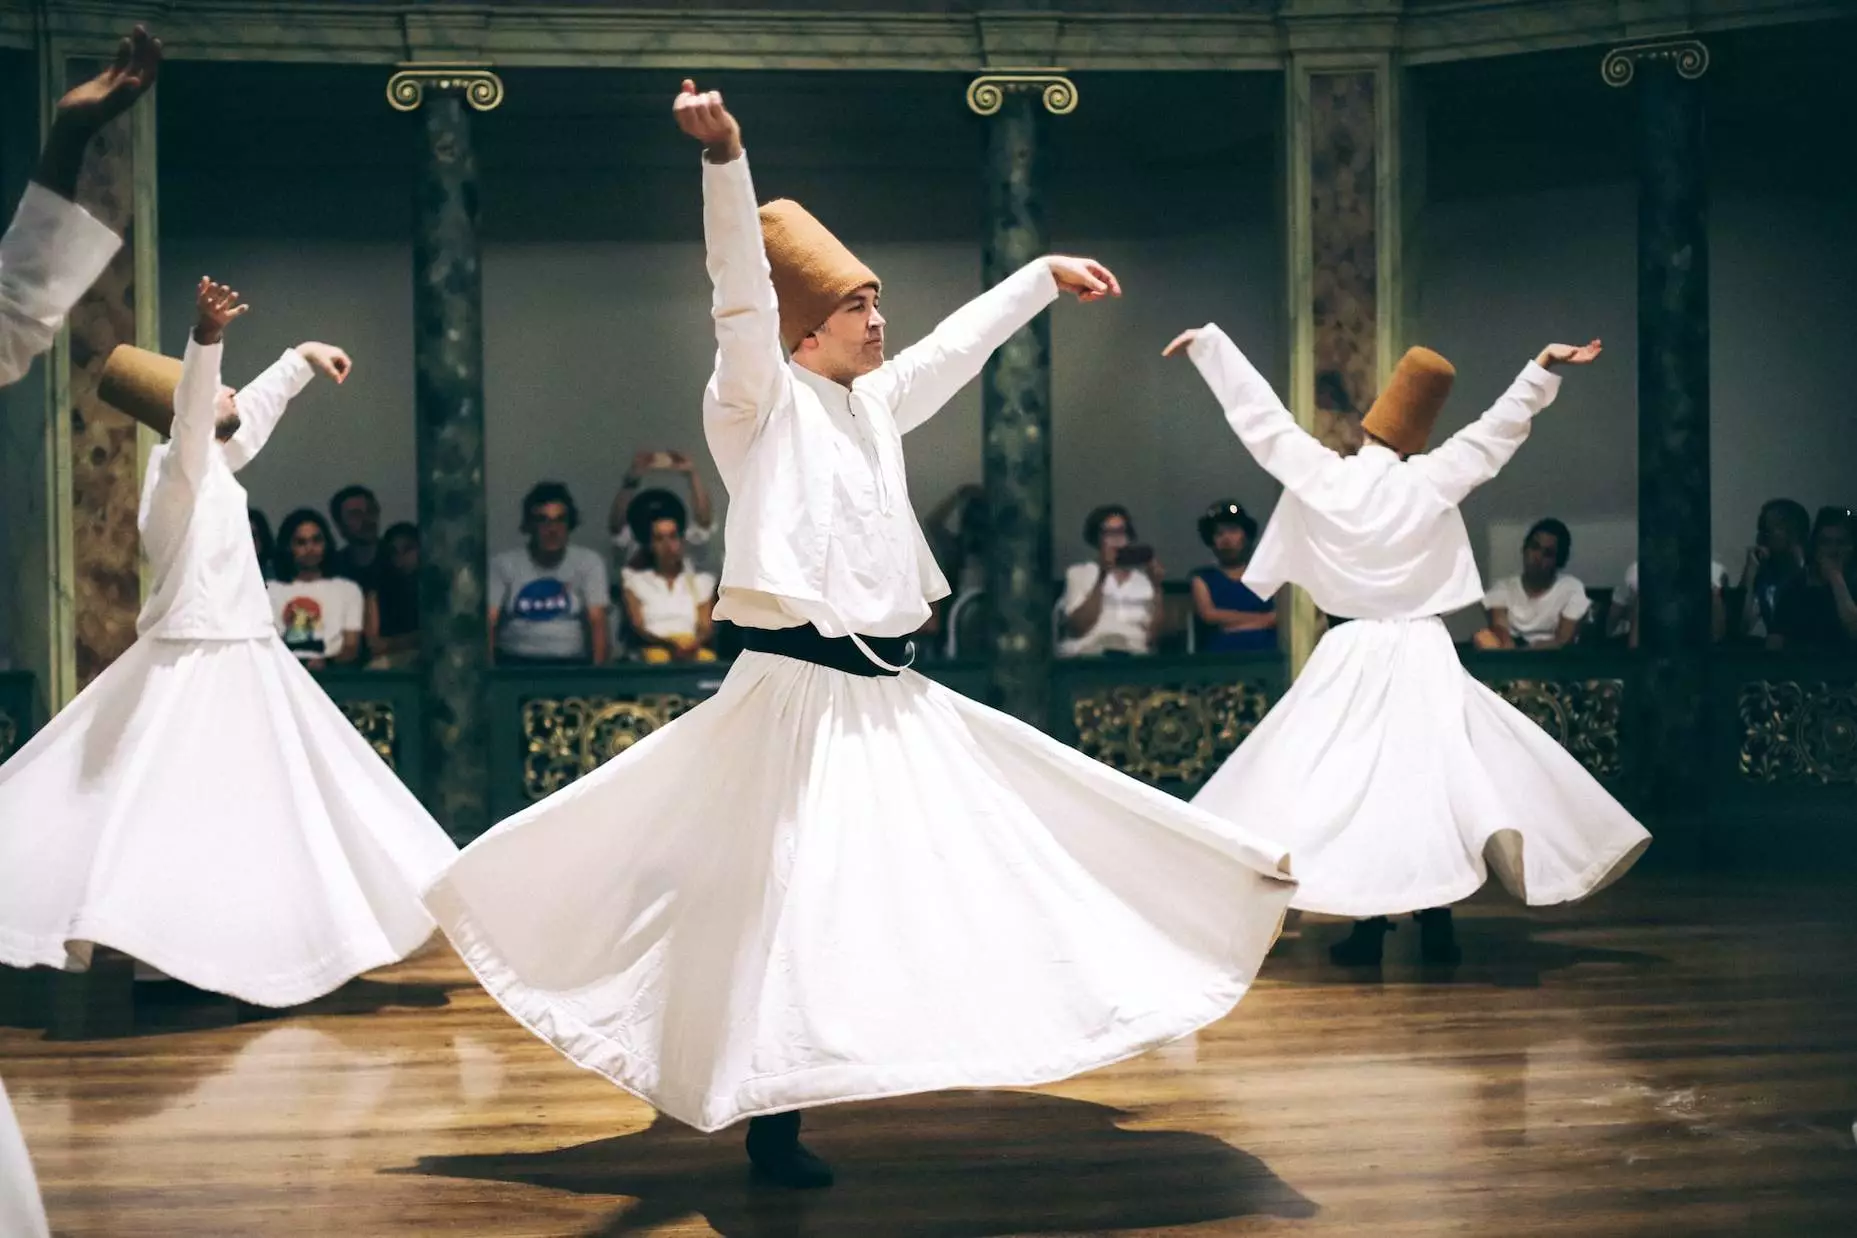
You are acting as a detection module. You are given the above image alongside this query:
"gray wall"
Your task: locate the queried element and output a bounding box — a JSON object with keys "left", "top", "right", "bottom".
{"left": 150, "top": 41, "right": 1856, "bottom": 619}
{"left": 157, "top": 67, "right": 1285, "bottom": 579}
{"left": 1415, "top": 33, "right": 1857, "bottom": 612}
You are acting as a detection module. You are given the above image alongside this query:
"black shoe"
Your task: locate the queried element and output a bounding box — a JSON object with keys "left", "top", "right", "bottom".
{"left": 1328, "top": 917, "right": 1393, "bottom": 966}
{"left": 746, "top": 1112, "right": 835, "bottom": 1189}
{"left": 1415, "top": 908, "right": 1462, "bottom": 965}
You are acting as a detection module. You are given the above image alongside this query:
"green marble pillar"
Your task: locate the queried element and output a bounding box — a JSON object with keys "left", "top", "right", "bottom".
{"left": 1610, "top": 40, "right": 1711, "bottom": 848}
{"left": 976, "top": 86, "right": 1053, "bottom": 728}
{"left": 401, "top": 67, "right": 501, "bottom": 842}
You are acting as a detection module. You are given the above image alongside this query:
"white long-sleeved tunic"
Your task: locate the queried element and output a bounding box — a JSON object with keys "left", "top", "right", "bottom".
{"left": 701, "top": 152, "right": 1059, "bottom": 640}
{"left": 1185, "top": 324, "right": 1562, "bottom": 620}
{"left": 136, "top": 340, "right": 313, "bottom": 640}
{"left": 0, "top": 183, "right": 119, "bottom": 388}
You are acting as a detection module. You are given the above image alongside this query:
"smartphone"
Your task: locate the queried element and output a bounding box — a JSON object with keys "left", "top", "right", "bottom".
{"left": 1114, "top": 544, "right": 1154, "bottom": 568}
{"left": 649, "top": 451, "right": 677, "bottom": 471}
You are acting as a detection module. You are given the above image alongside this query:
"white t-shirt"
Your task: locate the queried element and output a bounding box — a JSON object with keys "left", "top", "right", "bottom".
{"left": 1483, "top": 573, "right": 1591, "bottom": 645}
{"left": 267, "top": 577, "right": 365, "bottom": 661}
{"left": 1059, "top": 562, "right": 1156, "bottom": 657}
{"left": 622, "top": 565, "right": 716, "bottom": 643}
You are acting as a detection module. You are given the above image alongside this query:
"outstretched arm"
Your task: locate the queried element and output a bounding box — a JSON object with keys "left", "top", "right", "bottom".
{"left": 172, "top": 277, "right": 248, "bottom": 484}
{"left": 884, "top": 256, "right": 1116, "bottom": 435}
{"left": 0, "top": 189, "right": 121, "bottom": 387}
{"left": 1, "top": 27, "right": 158, "bottom": 388}
{"left": 679, "top": 80, "right": 788, "bottom": 482}
{"left": 222, "top": 343, "right": 346, "bottom": 472}
{"left": 1413, "top": 341, "right": 1596, "bottom": 506}
{"left": 1166, "top": 324, "right": 1341, "bottom": 501}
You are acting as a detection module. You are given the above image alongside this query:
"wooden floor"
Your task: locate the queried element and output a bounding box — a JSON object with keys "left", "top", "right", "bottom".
{"left": 4, "top": 875, "right": 1854, "bottom": 1238}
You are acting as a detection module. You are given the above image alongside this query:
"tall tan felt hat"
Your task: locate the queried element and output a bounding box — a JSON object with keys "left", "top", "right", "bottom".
{"left": 98, "top": 344, "right": 182, "bottom": 436}
{"left": 1361, "top": 347, "right": 1456, "bottom": 455}
{"left": 758, "top": 199, "right": 880, "bottom": 353}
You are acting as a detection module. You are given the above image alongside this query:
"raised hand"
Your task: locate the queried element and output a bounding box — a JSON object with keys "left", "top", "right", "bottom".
{"left": 1046, "top": 256, "right": 1121, "bottom": 304}
{"left": 55, "top": 26, "right": 162, "bottom": 135}
{"left": 672, "top": 80, "right": 742, "bottom": 163}
{"left": 194, "top": 277, "right": 249, "bottom": 345}
{"left": 1162, "top": 328, "right": 1202, "bottom": 358}
{"left": 1536, "top": 339, "right": 1604, "bottom": 369}
{"left": 296, "top": 342, "right": 352, "bottom": 384}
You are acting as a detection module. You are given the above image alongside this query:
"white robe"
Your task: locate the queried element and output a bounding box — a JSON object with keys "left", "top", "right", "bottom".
{"left": 1184, "top": 325, "right": 1650, "bottom": 917}
{"left": 0, "top": 178, "right": 117, "bottom": 1238}
{"left": 0, "top": 336, "right": 459, "bottom": 1007}
{"left": 421, "top": 153, "right": 1297, "bottom": 1134}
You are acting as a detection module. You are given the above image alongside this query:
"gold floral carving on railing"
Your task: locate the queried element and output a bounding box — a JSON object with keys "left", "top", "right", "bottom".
{"left": 522, "top": 694, "right": 695, "bottom": 802}
{"left": 1737, "top": 680, "right": 1857, "bottom": 786}
{"left": 1493, "top": 679, "right": 1624, "bottom": 779}
{"left": 1072, "top": 682, "right": 1274, "bottom": 785}
{"left": 338, "top": 701, "right": 398, "bottom": 770}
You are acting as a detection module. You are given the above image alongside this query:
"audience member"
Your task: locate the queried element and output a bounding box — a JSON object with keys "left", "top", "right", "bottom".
{"left": 925, "top": 483, "right": 989, "bottom": 596}
{"left": 364, "top": 522, "right": 421, "bottom": 668}
{"left": 249, "top": 508, "right": 274, "bottom": 582}
{"left": 327, "top": 484, "right": 382, "bottom": 585}
{"left": 621, "top": 490, "right": 717, "bottom": 663}
{"left": 269, "top": 508, "right": 365, "bottom": 670}
{"left": 609, "top": 450, "right": 716, "bottom": 574}
{"left": 1737, "top": 498, "right": 1811, "bottom": 641}
{"left": 1190, "top": 500, "right": 1277, "bottom": 653}
{"left": 1060, "top": 504, "right": 1164, "bottom": 658}
{"left": 1474, "top": 517, "right": 1589, "bottom": 651}
{"left": 1769, "top": 506, "right": 1857, "bottom": 650}
{"left": 489, "top": 481, "right": 610, "bottom": 666}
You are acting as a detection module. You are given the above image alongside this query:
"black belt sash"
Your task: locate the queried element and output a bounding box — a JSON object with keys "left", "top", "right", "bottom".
{"left": 736, "top": 624, "right": 915, "bottom": 677}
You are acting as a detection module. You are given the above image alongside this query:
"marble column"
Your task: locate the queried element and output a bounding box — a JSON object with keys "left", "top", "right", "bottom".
{"left": 969, "top": 75, "right": 1072, "bottom": 729}
{"left": 1285, "top": 59, "right": 1402, "bottom": 673}
{"left": 1607, "top": 40, "right": 1711, "bottom": 846}
{"left": 394, "top": 65, "right": 503, "bottom": 842}
{"left": 64, "top": 57, "right": 157, "bottom": 693}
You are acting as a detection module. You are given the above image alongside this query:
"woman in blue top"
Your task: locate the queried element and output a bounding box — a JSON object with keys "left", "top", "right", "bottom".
{"left": 1191, "top": 500, "right": 1278, "bottom": 653}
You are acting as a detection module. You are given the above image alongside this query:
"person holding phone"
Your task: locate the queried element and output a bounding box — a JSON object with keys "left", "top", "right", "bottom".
{"left": 1059, "top": 504, "right": 1166, "bottom": 657}
{"left": 608, "top": 448, "right": 717, "bottom": 573}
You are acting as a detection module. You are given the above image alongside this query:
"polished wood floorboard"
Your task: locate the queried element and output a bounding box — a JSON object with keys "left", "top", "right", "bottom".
{"left": 4, "top": 875, "right": 1854, "bottom": 1237}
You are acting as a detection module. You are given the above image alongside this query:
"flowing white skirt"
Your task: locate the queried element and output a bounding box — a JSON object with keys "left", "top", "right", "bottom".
{"left": 0, "top": 637, "right": 458, "bottom": 1007}
{"left": 0, "top": 1080, "right": 47, "bottom": 1238}
{"left": 424, "top": 651, "right": 1295, "bottom": 1133}
{"left": 1193, "top": 617, "right": 1650, "bottom": 918}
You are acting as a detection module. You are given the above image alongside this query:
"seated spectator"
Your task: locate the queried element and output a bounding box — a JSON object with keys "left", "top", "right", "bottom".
{"left": 489, "top": 482, "right": 610, "bottom": 666}
{"left": 1473, "top": 518, "right": 1589, "bottom": 651}
{"left": 365, "top": 522, "right": 421, "bottom": 668}
{"left": 621, "top": 490, "right": 717, "bottom": 664}
{"left": 1191, "top": 500, "right": 1277, "bottom": 653}
{"left": 609, "top": 450, "right": 716, "bottom": 574}
{"left": 328, "top": 483, "right": 382, "bottom": 585}
{"left": 249, "top": 508, "right": 275, "bottom": 581}
{"left": 1609, "top": 557, "right": 1729, "bottom": 648}
{"left": 1737, "top": 498, "right": 1810, "bottom": 641}
{"left": 1769, "top": 506, "right": 1857, "bottom": 651}
{"left": 919, "top": 483, "right": 990, "bottom": 648}
{"left": 1060, "top": 504, "right": 1164, "bottom": 658}
{"left": 925, "top": 483, "right": 989, "bottom": 596}
{"left": 268, "top": 508, "right": 365, "bottom": 670}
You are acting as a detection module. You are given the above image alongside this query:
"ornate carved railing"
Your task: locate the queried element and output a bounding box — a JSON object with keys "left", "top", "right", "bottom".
{"left": 7, "top": 646, "right": 1850, "bottom": 869}
{"left": 1050, "top": 652, "right": 1289, "bottom": 795}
